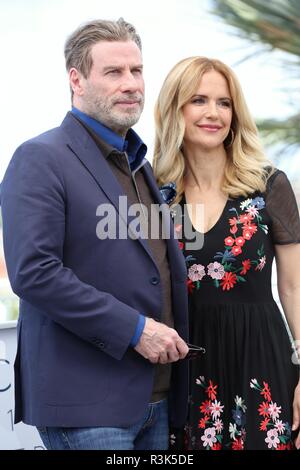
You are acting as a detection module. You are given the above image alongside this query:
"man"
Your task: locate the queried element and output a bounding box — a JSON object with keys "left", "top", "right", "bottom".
{"left": 0, "top": 19, "right": 189, "bottom": 450}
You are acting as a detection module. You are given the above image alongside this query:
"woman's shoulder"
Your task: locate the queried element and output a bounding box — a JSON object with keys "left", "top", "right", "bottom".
{"left": 265, "top": 168, "right": 293, "bottom": 196}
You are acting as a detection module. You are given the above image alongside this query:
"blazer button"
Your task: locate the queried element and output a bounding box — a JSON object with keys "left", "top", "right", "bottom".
{"left": 150, "top": 277, "right": 160, "bottom": 285}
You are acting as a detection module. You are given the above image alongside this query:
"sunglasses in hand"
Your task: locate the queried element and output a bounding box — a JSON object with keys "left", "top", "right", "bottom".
{"left": 185, "top": 343, "right": 206, "bottom": 360}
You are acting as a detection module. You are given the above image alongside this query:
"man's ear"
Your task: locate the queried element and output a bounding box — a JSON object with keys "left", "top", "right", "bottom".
{"left": 69, "top": 68, "right": 85, "bottom": 97}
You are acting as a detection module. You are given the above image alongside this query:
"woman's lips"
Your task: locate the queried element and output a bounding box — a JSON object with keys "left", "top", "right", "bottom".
{"left": 197, "top": 124, "right": 222, "bottom": 131}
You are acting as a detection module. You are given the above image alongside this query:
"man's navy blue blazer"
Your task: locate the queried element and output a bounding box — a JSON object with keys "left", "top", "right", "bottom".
{"left": 1, "top": 112, "right": 189, "bottom": 428}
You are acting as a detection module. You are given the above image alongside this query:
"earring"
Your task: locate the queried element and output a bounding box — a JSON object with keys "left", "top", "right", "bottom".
{"left": 225, "top": 128, "right": 235, "bottom": 148}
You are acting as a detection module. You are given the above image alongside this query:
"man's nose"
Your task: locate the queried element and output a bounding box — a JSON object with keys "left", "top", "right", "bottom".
{"left": 119, "top": 71, "right": 140, "bottom": 93}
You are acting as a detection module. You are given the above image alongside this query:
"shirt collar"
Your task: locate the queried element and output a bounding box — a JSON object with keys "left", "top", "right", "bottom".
{"left": 71, "top": 107, "right": 147, "bottom": 170}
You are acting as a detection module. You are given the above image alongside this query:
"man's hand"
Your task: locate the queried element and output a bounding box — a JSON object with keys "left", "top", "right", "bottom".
{"left": 134, "top": 317, "right": 188, "bottom": 364}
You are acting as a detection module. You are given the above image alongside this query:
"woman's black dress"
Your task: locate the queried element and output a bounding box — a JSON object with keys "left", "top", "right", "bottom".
{"left": 173, "top": 170, "right": 300, "bottom": 450}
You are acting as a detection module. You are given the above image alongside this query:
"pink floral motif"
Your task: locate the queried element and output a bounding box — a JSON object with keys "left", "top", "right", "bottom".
{"left": 250, "top": 378, "right": 294, "bottom": 450}
{"left": 275, "top": 420, "right": 285, "bottom": 435}
{"left": 183, "top": 196, "right": 268, "bottom": 292}
{"left": 195, "top": 377, "right": 248, "bottom": 450}
{"left": 255, "top": 256, "right": 266, "bottom": 271}
{"left": 196, "top": 377, "right": 224, "bottom": 450}
{"left": 246, "top": 205, "right": 259, "bottom": 217}
{"left": 210, "top": 400, "right": 224, "bottom": 420}
{"left": 207, "top": 262, "right": 225, "bottom": 280}
{"left": 268, "top": 402, "right": 282, "bottom": 420}
{"left": 265, "top": 429, "right": 280, "bottom": 449}
{"left": 201, "top": 427, "right": 217, "bottom": 448}
{"left": 214, "top": 419, "right": 224, "bottom": 432}
{"left": 228, "top": 395, "right": 247, "bottom": 450}
{"left": 188, "top": 264, "right": 205, "bottom": 281}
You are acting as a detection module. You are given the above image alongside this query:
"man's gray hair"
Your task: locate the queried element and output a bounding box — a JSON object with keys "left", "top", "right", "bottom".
{"left": 64, "top": 18, "right": 142, "bottom": 78}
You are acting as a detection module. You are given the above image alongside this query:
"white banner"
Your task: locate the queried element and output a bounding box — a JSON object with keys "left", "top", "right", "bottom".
{"left": 0, "top": 323, "right": 44, "bottom": 450}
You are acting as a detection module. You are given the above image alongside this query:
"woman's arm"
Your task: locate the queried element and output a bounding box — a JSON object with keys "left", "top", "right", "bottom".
{"left": 275, "top": 243, "right": 300, "bottom": 449}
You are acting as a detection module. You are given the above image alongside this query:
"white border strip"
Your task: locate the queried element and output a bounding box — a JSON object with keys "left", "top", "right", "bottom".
{"left": 0, "top": 320, "right": 17, "bottom": 330}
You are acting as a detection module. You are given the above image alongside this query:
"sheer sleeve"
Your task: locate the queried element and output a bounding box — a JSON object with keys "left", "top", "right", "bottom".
{"left": 266, "top": 169, "right": 300, "bottom": 245}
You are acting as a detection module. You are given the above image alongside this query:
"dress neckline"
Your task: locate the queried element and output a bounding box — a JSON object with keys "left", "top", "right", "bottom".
{"left": 182, "top": 193, "right": 230, "bottom": 235}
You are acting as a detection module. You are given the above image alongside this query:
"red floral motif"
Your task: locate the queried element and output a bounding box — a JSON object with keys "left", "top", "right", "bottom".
{"left": 239, "top": 213, "right": 253, "bottom": 224}
{"left": 183, "top": 197, "right": 267, "bottom": 293}
{"left": 261, "top": 381, "right": 272, "bottom": 402}
{"left": 199, "top": 416, "right": 209, "bottom": 428}
{"left": 276, "top": 444, "right": 287, "bottom": 450}
{"left": 241, "top": 259, "right": 251, "bottom": 275}
{"left": 232, "top": 438, "right": 244, "bottom": 450}
{"left": 230, "top": 225, "right": 238, "bottom": 234}
{"left": 187, "top": 279, "right": 195, "bottom": 294}
{"left": 258, "top": 401, "right": 270, "bottom": 417}
{"left": 221, "top": 272, "right": 237, "bottom": 291}
{"left": 260, "top": 418, "right": 270, "bottom": 431}
{"left": 246, "top": 223, "right": 257, "bottom": 235}
{"left": 250, "top": 378, "right": 294, "bottom": 450}
{"left": 196, "top": 377, "right": 224, "bottom": 450}
{"left": 207, "top": 380, "right": 218, "bottom": 400}
{"left": 224, "top": 236, "right": 235, "bottom": 246}
{"left": 242, "top": 228, "right": 253, "bottom": 240}
{"left": 229, "top": 217, "right": 238, "bottom": 226}
{"left": 200, "top": 400, "right": 212, "bottom": 415}
{"left": 231, "top": 246, "right": 242, "bottom": 256}
{"left": 235, "top": 236, "right": 245, "bottom": 247}
{"left": 211, "top": 443, "right": 222, "bottom": 450}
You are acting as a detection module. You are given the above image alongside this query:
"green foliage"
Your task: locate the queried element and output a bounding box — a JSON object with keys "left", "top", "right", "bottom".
{"left": 210, "top": 0, "right": 300, "bottom": 154}
{"left": 211, "top": 0, "right": 300, "bottom": 56}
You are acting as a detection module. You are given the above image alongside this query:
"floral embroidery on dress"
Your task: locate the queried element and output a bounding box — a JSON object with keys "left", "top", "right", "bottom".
{"left": 250, "top": 378, "right": 293, "bottom": 450}
{"left": 195, "top": 376, "right": 224, "bottom": 449}
{"left": 183, "top": 197, "right": 268, "bottom": 292}
{"left": 194, "top": 377, "right": 248, "bottom": 450}
{"left": 228, "top": 396, "right": 247, "bottom": 450}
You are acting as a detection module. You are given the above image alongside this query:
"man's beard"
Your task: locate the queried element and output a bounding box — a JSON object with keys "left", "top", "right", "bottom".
{"left": 83, "top": 92, "right": 144, "bottom": 136}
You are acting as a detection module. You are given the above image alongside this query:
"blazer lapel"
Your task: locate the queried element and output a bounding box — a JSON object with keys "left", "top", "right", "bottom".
{"left": 61, "top": 113, "right": 155, "bottom": 261}
{"left": 61, "top": 113, "right": 126, "bottom": 211}
{"left": 142, "top": 163, "right": 187, "bottom": 281}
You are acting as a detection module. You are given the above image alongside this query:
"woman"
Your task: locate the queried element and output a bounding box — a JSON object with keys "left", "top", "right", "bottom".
{"left": 153, "top": 57, "right": 300, "bottom": 450}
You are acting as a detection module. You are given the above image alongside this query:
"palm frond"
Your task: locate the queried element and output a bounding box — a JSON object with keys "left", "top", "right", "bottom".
{"left": 210, "top": 0, "right": 300, "bottom": 154}
{"left": 256, "top": 113, "right": 300, "bottom": 147}
{"left": 211, "top": 0, "right": 300, "bottom": 57}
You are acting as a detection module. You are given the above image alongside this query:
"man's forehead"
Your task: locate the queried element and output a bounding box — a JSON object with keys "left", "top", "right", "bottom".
{"left": 91, "top": 40, "right": 142, "bottom": 64}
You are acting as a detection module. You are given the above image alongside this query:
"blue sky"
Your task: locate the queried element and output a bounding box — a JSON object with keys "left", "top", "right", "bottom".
{"left": 0, "top": 0, "right": 299, "bottom": 179}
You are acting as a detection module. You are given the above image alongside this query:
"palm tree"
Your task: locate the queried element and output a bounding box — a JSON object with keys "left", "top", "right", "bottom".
{"left": 210, "top": 0, "right": 300, "bottom": 156}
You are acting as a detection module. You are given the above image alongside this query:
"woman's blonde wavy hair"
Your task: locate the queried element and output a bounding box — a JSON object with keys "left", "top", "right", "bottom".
{"left": 153, "top": 57, "right": 273, "bottom": 203}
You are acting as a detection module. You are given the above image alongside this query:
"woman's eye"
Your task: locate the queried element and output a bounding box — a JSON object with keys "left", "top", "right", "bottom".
{"left": 192, "top": 97, "right": 206, "bottom": 104}
{"left": 219, "top": 100, "right": 231, "bottom": 108}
